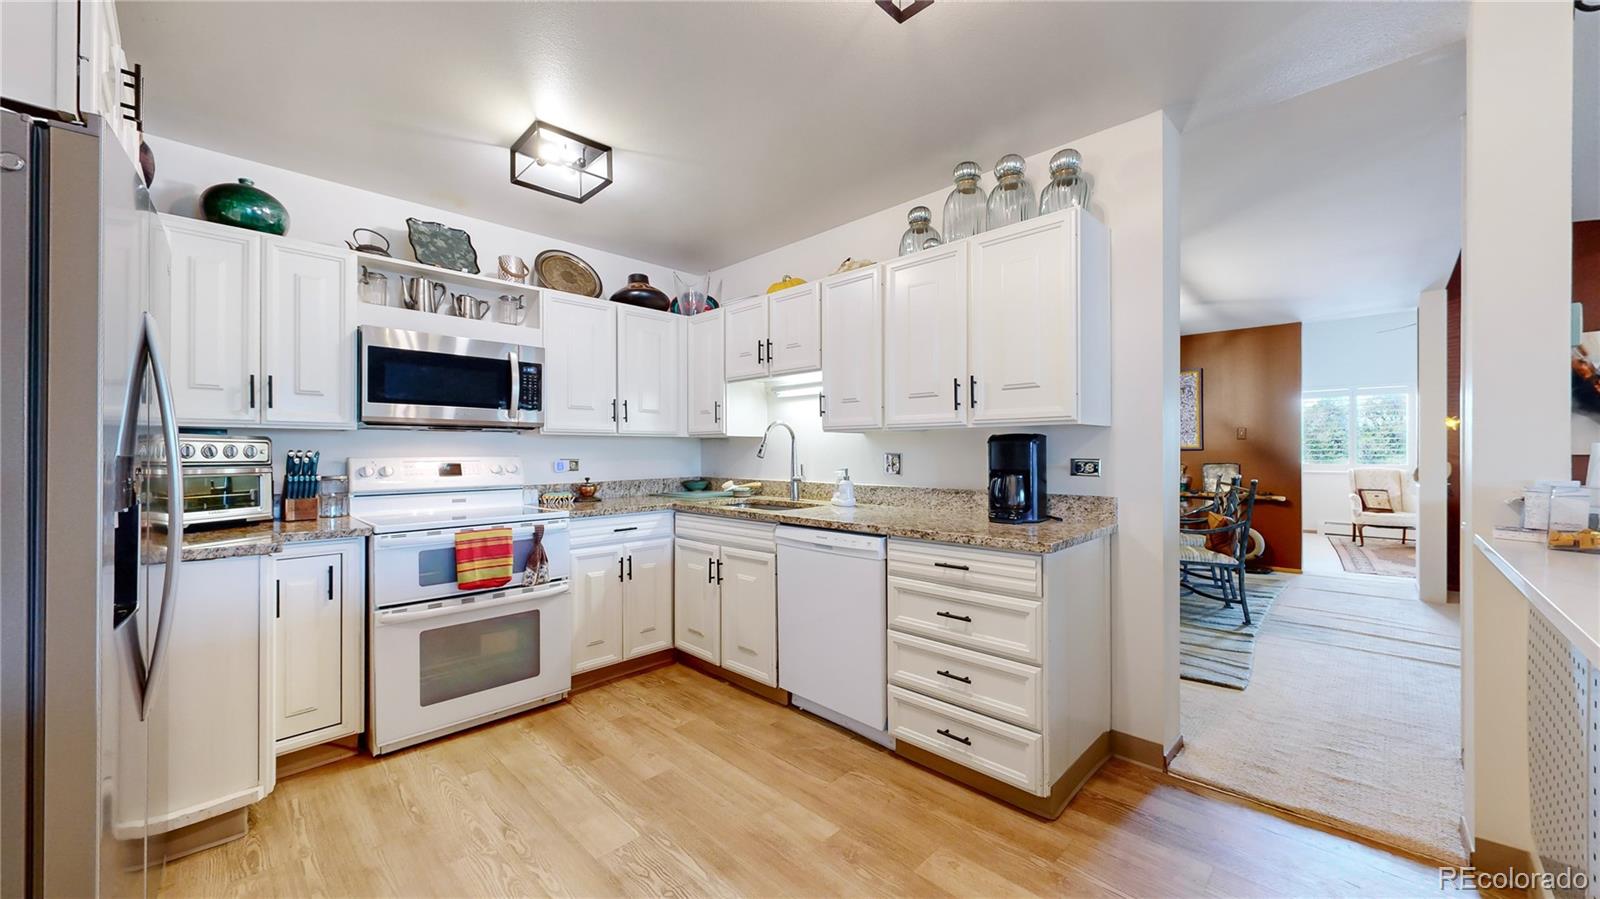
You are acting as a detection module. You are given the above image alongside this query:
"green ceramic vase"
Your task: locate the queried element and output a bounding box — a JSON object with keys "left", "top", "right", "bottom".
{"left": 199, "top": 178, "right": 288, "bottom": 235}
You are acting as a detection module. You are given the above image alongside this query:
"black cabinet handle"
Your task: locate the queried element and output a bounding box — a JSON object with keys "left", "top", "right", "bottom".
{"left": 936, "top": 728, "right": 971, "bottom": 746}
{"left": 627, "top": 554, "right": 633, "bottom": 580}
{"left": 622, "top": 399, "right": 629, "bottom": 422}
{"left": 766, "top": 339, "right": 773, "bottom": 363}
{"left": 611, "top": 398, "right": 618, "bottom": 422}
{"left": 933, "top": 562, "right": 971, "bottom": 571}
{"left": 248, "top": 374, "right": 256, "bottom": 409}
{"left": 327, "top": 564, "right": 334, "bottom": 601}
{"left": 274, "top": 580, "right": 280, "bottom": 618}
{"left": 618, "top": 557, "right": 624, "bottom": 582}
{"left": 954, "top": 377, "right": 961, "bottom": 411}
{"left": 970, "top": 375, "right": 978, "bottom": 408}
{"left": 757, "top": 340, "right": 764, "bottom": 365}
{"left": 936, "top": 610, "right": 972, "bottom": 622}
{"left": 936, "top": 669, "right": 972, "bottom": 684}
{"left": 716, "top": 558, "right": 723, "bottom": 584}
{"left": 818, "top": 394, "right": 825, "bottom": 418}
{"left": 612, "top": 526, "right": 638, "bottom": 533}
{"left": 714, "top": 400, "right": 720, "bottom": 423}
{"left": 707, "top": 557, "right": 714, "bottom": 583}
{"left": 267, "top": 374, "right": 274, "bottom": 409}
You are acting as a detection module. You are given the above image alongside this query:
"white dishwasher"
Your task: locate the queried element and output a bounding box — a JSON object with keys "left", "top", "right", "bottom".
{"left": 775, "top": 526, "right": 891, "bottom": 746}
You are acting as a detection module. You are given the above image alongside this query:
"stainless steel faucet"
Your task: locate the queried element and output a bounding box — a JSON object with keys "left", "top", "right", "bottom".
{"left": 756, "top": 420, "right": 803, "bottom": 500}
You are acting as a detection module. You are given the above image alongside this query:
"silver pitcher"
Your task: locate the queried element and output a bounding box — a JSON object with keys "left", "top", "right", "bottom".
{"left": 399, "top": 276, "right": 447, "bottom": 312}
{"left": 451, "top": 292, "right": 491, "bottom": 319}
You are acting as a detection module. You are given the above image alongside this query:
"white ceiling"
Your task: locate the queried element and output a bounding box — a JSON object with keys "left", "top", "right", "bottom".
{"left": 120, "top": 0, "right": 1469, "bottom": 291}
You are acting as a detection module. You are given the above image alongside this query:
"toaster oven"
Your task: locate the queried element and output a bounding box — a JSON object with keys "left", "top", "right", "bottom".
{"left": 149, "top": 435, "right": 274, "bottom": 528}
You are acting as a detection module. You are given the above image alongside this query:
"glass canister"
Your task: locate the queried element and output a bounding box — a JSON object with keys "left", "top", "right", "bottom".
{"left": 357, "top": 266, "right": 390, "bottom": 306}
{"left": 898, "top": 206, "right": 942, "bottom": 257}
{"left": 1039, "top": 148, "right": 1091, "bottom": 214}
{"left": 986, "top": 154, "right": 1036, "bottom": 229}
{"left": 317, "top": 475, "right": 349, "bottom": 519}
{"left": 941, "top": 160, "right": 987, "bottom": 241}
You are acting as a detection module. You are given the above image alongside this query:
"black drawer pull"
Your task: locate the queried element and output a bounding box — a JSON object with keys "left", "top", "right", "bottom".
{"left": 936, "top": 728, "right": 971, "bottom": 746}
{"left": 933, "top": 562, "right": 970, "bottom": 571}
{"left": 612, "top": 526, "right": 638, "bottom": 532}
{"left": 936, "top": 669, "right": 971, "bottom": 684}
{"left": 936, "top": 610, "right": 972, "bottom": 623}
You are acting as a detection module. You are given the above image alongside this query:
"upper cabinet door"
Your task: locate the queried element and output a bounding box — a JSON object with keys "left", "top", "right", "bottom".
{"left": 969, "top": 211, "right": 1084, "bottom": 425}
{"left": 617, "top": 306, "right": 683, "bottom": 436}
{"left": 164, "top": 217, "right": 262, "bottom": 425}
{"left": 261, "top": 239, "right": 354, "bottom": 428}
{"left": 767, "top": 283, "right": 821, "bottom": 375}
{"left": 820, "top": 266, "right": 883, "bottom": 431}
{"left": 622, "top": 538, "right": 674, "bottom": 659}
{"left": 883, "top": 242, "right": 968, "bottom": 429}
{"left": 723, "top": 296, "right": 768, "bottom": 381}
{"left": 543, "top": 292, "right": 618, "bottom": 435}
{"left": 687, "top": 311, "right": 727, "bottom": 436}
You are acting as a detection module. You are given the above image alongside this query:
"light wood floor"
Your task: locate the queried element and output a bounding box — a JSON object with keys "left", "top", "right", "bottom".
{"left": 160, "top": 664, "right": 1505, "bottom": 898}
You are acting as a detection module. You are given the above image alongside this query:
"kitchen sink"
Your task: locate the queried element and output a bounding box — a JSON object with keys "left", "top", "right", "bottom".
{"left": 721, "top": 499, "right": 817, "bottom": 511}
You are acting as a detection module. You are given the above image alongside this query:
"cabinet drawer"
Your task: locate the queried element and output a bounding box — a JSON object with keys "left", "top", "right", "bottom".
{"left": 888, "top": 576, "right": 1042, "bottom": 664}
{"left": 888, "top": 631, "right": 1041, "bottom": 730}
{"left": 887, "top": 539, "right": 1041, "bottom": 598}
{"left": 571, "top": 511, "right": 674, "bottom": 547}
{"left": 889, "top": 686, "right": 1042, "bottom": 793}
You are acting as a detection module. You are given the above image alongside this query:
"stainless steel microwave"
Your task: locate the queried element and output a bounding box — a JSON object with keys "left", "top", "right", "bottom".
{"left": 359, "top": 326, "right": 544, "bottom": 430}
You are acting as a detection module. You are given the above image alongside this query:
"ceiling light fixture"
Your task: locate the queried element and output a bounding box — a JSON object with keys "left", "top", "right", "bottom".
{"left": 510, "top": 120, "right": 613, "bottom": 203}
{"left": 876, "top": 0, "right": 932, "bottom": 23}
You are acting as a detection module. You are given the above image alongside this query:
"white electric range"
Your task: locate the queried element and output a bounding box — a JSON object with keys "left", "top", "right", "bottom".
{"left": 350, "top": 456, "right": 571, "bottom": 755}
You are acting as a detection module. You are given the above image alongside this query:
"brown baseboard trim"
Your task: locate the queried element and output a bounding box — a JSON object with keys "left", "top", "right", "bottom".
{"left": 673, "top": 650, "right": 790, "bottom": 706}
{"left": 275, "top": 734, "right": 360, "bottom": 780}
{"left": 896, "top": 731, "right": 1110, "bottom": 820}
{"left": 571, "top": 648, "right": 676, "bottom": 694}
{"left": 1110, "top": 729, "right": 1179, "bottom": 770}
{"left": 1469, "top": 836, "right": 1536, "bottom": 877}
{"left": 1163, "top": 735, "right": 1185, "bottom": 769}
{"left": 1266, "top": 566, "right": 1302, "bottom": 574}
{"left": 150, "top": 807, "right": 248, "bottom": 863}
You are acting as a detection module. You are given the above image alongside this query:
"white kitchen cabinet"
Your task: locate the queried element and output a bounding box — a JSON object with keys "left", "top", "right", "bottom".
{"left": 543, "top": 291, "right": 619, "bottom": 435}
{"left": 723, "top": 295, "right": 768, "bottom": 381}
{"left": 672, "top": 538, "right": 720, "bottom": 664}
{"left": 718, "top": 546, "right": 778, "bottom": 687}
{"left": 621, "top": 538, "right": 674, "bottom": 658}
{"left": 617, "top": 305, "right": 684, "bottom": 436}
{"left": 883, "top": 243, "right": 968, "bottom": 428}
{"left": 271, "top": 540, "right": 364, "bottom": 755}
{"left": 161, "top": 215, "right": 355, "bottom": 429}
{"left": 164, "top": 216, "right": 262, "bottom": 425}
{"left": 967, "top": 209, "right": 1110, "bottom": 426}
{"left": 687, "top": 310, "right": 769, "bottom": 437}
{"left": 1, "top": 0, "right": 140, "bottom": 160}
{"left": 570, "top": 543, "right": 626, "bottom": 674}
{"left": 819, "top": 265, "right": 883, "bottom": 431}
{"left": 262, "top": 238, "right": 355, "bottom": 427}
{"left": 766, "top": 282, "right": 822, "bottom": 375}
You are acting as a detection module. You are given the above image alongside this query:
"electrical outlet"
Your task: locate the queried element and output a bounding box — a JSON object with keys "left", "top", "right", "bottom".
{"left": 1236, "top": 427, "right": 1248, "bottom": 440}
{"left": 883, "top": 452, "right": 902, "bottom": 476}
{"left": 1070, "top": 458, "right": 1101, "bottom": 477}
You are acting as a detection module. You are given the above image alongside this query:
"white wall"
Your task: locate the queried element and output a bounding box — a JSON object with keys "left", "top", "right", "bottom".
{"left": 143, "top": 135, "right": 705, "bottom": 486}
{"left": 1416, "top": 288, "right": 1450, "bottom": 603}
{"left": 1300, "top": 309, "right": 1420, "bottom": 531}
{"left": 708, "top": 111, "right": 1184, "bottom": 754}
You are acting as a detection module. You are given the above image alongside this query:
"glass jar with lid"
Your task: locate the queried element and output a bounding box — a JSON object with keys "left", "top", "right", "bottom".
{"left": 986, "top": 154, "right": 1036, "bottom": 229}
{"left": 941, "top": 161, "right": 987, "bottom": 241}
{"left": 317, "top": 475, "right": 349, "bottom": 519}
{"left": 898, "top": 206, "right": 942, "bottom": 257}
{"left": 1039, "top": 148, "right": 1091, "bottom": 214}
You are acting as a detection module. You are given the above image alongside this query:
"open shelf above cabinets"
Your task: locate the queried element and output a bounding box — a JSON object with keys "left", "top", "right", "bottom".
{"left": 353, "top": 249, "right": 544, "bottom": 346}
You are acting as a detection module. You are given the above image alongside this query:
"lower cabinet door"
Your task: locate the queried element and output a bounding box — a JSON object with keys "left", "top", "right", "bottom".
{"left": 623, "top": 538, "right": 673, "bottom": 658}
{"left": 273, "top": 553, "right": 343, "bottom": 740}
{"left": 719, "top": 546, "right": 777, "bottom": 686}
{"left": 673, "top": 538, "right": 720, "bottom": 664}
{"left": 571, "top": 544, "right": 625, "bottom": 674}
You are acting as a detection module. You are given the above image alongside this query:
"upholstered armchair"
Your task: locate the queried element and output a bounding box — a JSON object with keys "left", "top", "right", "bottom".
{"left": 1347, "top": 468, "right": 1419, "bottom": 545}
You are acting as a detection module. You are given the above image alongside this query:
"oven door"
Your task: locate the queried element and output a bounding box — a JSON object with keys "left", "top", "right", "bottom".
{"left": 370, "top": 581, "right": 571, "bottom": 754}
{"left": 359, "top": 326, "right": 539, "bottom": 429}
{"left": 371, "top": 519, "right": 571, "bottom": 607}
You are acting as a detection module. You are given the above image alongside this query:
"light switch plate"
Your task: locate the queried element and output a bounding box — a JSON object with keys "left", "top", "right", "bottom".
{"left": 554, "top": 458, "right": 580, "bottom": 473}
{"left": 1070, "top": 458, "right": 1101, "bottom": 477}
{"left": 1236, "top": 427, "right": 1248, "bottom": 440}
{"left": 884, "top": 453, "right": 902, "bottom": 476}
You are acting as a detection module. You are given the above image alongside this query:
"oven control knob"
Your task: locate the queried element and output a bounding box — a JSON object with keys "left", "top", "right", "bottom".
{"left": 200, "top": 444, "right": 217, "bottom": 459}
{"left": 179, "top": 444, "right": 196, "bottom": 459}
{"left": 506, "top": 463, "right": 519, "bottom": 474}
{"left": 243, "top": 445, "right": 256, "bottom": 459}
{"left": 378, "top": 465, "right": 395, "bottom": 478}
{"left": 222, "top": 444, "right": 237, "bottom": 459}
{"left": 490, "top": 464, "right": 503, "bottom": 475}
{"left": 357, "top": 465, "right": 375, "bottom": 478}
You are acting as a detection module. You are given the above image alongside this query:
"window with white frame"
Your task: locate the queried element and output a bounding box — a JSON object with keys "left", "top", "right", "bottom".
{"left": 1301, "top": 387, "right": 1412, "bottom": 468}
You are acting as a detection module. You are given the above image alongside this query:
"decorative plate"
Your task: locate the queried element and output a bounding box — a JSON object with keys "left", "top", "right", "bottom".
{"left": 534, "top": 249, "right": 602, "bottom": 298}
{"left": 406, "top": 218, "right": 480, "bottom": 274}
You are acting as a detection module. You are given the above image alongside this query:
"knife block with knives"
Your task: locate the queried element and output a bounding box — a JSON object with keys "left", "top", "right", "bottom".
{"left": 281, "top": 449, "right": 320, "bottom": 522}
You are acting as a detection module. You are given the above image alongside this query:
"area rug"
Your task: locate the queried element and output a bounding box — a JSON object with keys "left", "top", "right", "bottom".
{"left": 1179, "top": 571, "right": 1291, "bottom": 690}
{"left": 1327, "top": 535, "right": 1416, "bottom": 578}
{"left": 1171, "top": 579, "right": 1467, "bottom": 863}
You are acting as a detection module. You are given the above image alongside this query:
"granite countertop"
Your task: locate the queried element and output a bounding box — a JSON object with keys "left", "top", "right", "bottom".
{"left": 561, "top": 495, "right": 1117, "bottom": 554}
{"left": 148, "top": 517, "right": 374, "bottom": 563}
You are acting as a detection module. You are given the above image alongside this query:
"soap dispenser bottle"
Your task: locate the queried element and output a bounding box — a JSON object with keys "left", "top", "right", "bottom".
{"left": 831, "top": 468, "right": 857, "bottom": 507}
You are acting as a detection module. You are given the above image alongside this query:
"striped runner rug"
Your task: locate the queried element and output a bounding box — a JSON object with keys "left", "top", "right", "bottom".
{"left": 1179, "top": 570, "right": 1292, "bottom": 689}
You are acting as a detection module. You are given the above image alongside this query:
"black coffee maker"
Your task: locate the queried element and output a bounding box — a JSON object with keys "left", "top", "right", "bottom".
{"left": 988, "top": 434, "right": 1047, "bottom": 523}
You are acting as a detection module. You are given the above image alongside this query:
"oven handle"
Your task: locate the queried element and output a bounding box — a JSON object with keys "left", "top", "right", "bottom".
{"left": 374, "top": 581, "right": 569, "bottom": 626}
{"left": 373, "top": 518, "right": 569, "bottom": 549}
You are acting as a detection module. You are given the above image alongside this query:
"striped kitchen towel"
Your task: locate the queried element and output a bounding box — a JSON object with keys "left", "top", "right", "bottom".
{"left": 455, "top": 527, "right": 514, "bottom": 590}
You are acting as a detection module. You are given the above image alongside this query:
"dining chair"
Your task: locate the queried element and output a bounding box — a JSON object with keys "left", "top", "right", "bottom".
{"left": 1179, "top": 478, "right": 1259, "bottom": 625}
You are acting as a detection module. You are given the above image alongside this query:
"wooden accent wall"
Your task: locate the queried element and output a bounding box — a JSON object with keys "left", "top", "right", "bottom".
{"left": 1447, "top": 257, "right": 1462, "bottom": 592}
{"left": 1180, "top": 323, "right": 1303, "bottom": 571}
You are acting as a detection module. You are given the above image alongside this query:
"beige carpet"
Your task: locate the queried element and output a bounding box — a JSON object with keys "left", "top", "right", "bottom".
{"left": 1327, "top": 535, "right": 1417, "bottom": 578}
{"left": 1170, "top": 573, "right": 1467, "bottom": 863}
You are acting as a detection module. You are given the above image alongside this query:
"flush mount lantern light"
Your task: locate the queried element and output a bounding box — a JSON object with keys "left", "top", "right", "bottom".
{"left": 510, "top": 120, "right": 613, "bottom": 203}
{"left": 876, "top": 0, "right": 932, "bottom": 23}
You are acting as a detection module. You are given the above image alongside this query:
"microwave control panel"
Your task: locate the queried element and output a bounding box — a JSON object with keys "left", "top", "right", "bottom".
{"left": 518, "top": 362, "right": 541, "bottom": 411}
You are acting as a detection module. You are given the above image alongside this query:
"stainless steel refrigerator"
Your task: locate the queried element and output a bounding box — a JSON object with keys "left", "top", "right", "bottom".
{"left": 2, "top": 110, "right": 183, "bottom": 898}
